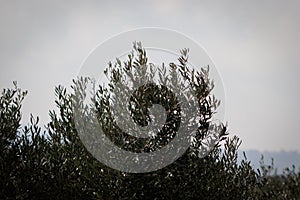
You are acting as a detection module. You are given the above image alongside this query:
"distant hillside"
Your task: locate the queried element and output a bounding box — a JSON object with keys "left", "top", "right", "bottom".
{"left": 238, "top": 150, "right": 300, "bottom": 174}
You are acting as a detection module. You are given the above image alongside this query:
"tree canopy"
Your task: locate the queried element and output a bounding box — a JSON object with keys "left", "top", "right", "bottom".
{"left": 0, "top": 43, "right": 299, "bottom": 199}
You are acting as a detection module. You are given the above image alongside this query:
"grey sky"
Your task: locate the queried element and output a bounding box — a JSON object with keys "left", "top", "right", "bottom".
{"left": 0, "top": 0, "right": 299, "bottom": 152}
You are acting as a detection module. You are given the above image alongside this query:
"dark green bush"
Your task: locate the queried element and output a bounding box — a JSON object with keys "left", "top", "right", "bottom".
{"left": 0, "top": 44, "right": 299, "bottom": 199}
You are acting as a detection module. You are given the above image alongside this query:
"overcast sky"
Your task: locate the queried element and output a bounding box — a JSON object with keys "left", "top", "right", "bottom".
{"left": 1, "top": 0, "right": 299, "bottom": 152}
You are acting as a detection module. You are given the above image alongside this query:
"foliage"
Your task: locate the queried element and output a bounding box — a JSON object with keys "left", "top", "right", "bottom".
{"left": 0, "top": 44, "right": 299, "bottom": 199}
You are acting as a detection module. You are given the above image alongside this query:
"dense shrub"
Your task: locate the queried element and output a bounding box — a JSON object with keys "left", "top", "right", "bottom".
{"left": 1, "top": 44, "right": 299, "bottom": 199}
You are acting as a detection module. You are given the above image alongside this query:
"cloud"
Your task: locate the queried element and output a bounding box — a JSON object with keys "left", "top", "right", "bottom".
{"left": 0, "top": 0, "right": 299, "bottom": 151}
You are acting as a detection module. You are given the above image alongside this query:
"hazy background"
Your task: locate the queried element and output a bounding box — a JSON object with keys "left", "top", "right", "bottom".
{"left": 1, "top": 0, "right": 299, "bottom": 159}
